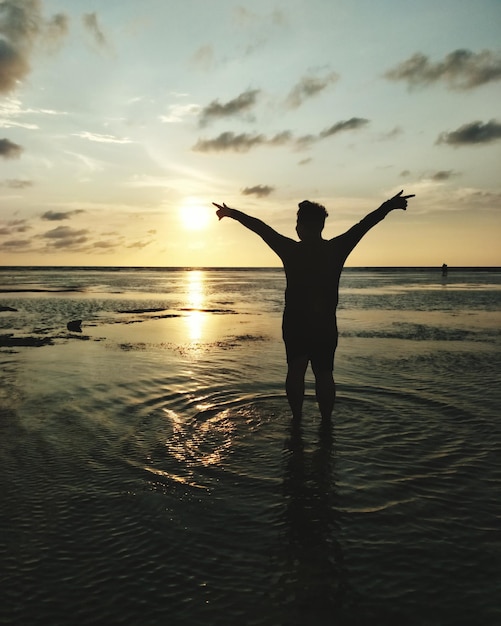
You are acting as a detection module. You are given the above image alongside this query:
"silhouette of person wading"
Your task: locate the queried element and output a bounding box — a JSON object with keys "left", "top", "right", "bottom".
{"left": 213, "top": 190, "right": 414, "bottom": 422}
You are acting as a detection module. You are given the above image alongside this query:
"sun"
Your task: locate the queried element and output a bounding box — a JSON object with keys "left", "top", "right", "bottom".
{"left": 179, "top": 201, "right": 211, "bottom": 231}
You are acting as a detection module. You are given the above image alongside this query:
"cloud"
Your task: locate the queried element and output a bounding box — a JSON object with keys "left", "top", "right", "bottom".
{"left": 384, "top": 49, "right": 501, "bottom": 90}
{"left": 82, "top": 13, "right": 108, "bottom": 49}
{"left": 233, "top": 6, "right": 259, "bottom": 24}
{"left": 0, "top": 0, "right": 69, "bottom": 94}
{"left": 1, "top": 178, "right": 32, "bottom": 188}
{"left": 126, "top": 239, "right": 153, "bottom": 250}
{"left": 233, "top": 6, "right": 287, "bottom": 27}
{"left": 194, "top": 117, "right": 369, "bottom": 153}
{"left": 160, "top": 103, "right": 201, "bottom": 123}
{"left": 193, "top": 130, "right": 292, "bottom": 153}
{"left": 0, "top": 97, "right": 66, "bottom": 131}
{"left": 242, "top": 185, "right": 274, "bottom": 198}
{"left": 42, "top": 12, "right": 69, "bottom": 54}
{"left": 0, "top": 137, "right": 22, "bottom": 158}
{"left": 90, "top": 240, "right": 116, "bottom": 250}
{"left": 0, "top": 0, "right": 41, "bottom": 94}
{"left": 199, "top": 89, "right": 260, "bottom": 126}
{"left": 0, "top": 219, "right": 30, "bottom": 235}
{"left": 436, "top": 119, "right": 501, "bottom": 146}
{"left": 378, "top": 126, "right": 403, "bottom": 141}
{"left": 190, "top": 44, "right": 215, "bottom": 71}
{"left": 41, "top": 209, "right": 85, "bottom": 221}
{"left": 0, "top": 117, "right": 38, "bottom": 130}
{"left": 285, "top": 71, "right": 338, "bottom": 109}
{"left": 407, "top": 185, "right": 501, "bottom": 215}
{"left": 42, "top": 225, "right": 89, "bottom": 249}
{"left": 294, "top": 117, "right": 369, "bottom": 149}
{"left": 427, "top": 170, "right": 460, "bottom": 182}
{"left": 45, "top": 13, "right": 69, "bottom": 43}
{"left": 319, "top": 117, "right": 369, "bottom": 139}
{"left": 73, "top": 131, "right": 133, "bottom": 144}
{"left": 399, "top": 169, "right": 460, "bottom": 183}
{"left": 0, "top": 238, "right": 32, "bottom": 251}
{"left": 0, "top": 39, "right": 30, "bottom": 94}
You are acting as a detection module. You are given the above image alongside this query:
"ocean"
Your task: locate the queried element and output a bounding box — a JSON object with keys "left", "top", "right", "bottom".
{"left": 1, "top": 266, "right": 500, "bottom": 626}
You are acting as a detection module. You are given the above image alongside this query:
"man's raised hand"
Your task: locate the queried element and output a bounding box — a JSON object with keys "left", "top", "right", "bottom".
{"left": 385, "top": 190, "right": 415, "bottom": 211}
{"left": 212, "top": 202, "right": 231, "bottom": 220}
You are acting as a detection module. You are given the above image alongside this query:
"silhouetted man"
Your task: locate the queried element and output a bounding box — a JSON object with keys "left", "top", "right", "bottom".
{"left": 213, "top": 190, "right": 414, "bottom": 422}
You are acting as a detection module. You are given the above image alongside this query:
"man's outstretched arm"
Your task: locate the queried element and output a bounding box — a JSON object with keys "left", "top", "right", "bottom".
{"left": 213, "top": 202, "right": 292, "bottom": 254}
{"left": 335, "top": 190, "right": 415, "bottom": 247}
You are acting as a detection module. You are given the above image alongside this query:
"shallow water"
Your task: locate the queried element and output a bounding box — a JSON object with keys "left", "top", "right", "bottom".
{"left": 1, "top": 267, "right": 500, "bottom": 625}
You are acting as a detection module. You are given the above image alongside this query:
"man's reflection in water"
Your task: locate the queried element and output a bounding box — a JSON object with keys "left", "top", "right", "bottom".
{"left": 280, "top": 418, "right": 349, "bottom": 625}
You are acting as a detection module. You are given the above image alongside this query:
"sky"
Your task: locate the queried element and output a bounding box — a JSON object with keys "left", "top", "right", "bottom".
{"left": 0, "top": 0, "right": 500, "bottom": 267}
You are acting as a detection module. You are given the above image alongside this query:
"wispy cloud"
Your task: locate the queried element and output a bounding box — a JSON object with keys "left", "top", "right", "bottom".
{"left": 0, "top": 96, "right": 67, "bottom": 130}
{"left": 426, "top": 170, "right": 460, "bottom": 182}
{"left": 0, "top": 238, "right": 32, "bottom": 252}
{"left": 73, "top": 131, "right": 133, "bottom": 144}
{"left": 377, "top": 126, "right": 403, "bottom": 141}
{"left": 126, "top": 239, "right": 153, "bottom": 250}
{"left": 0, "top": 219, "right": 30, "bottom": 235}
{"left": 319, "top": 117, "right": 369, "bottom": 139}
{"left": 233, "top": 6, "right": 286, "bottom": 27}
{"left": 385, "top": 49, "right": 501, "bottom": 90}
{"left": 242, "top": 185, "right": 274, "bottom": 198}
{"left": 82, "top": 12, "right": 109, "bottom": 50}
{"left": 194, "top": 117, "right": 369, "bottom": 153}
{"left": 296, "top": 117, "right": 369, "bottom": 149}
{"left": 41, "top": 225, "right": 89, "bottom": 249}
{"left": 436, "top": 119, "right": 501, "bottom": 146}
{"left": 159, "top": 103, "right": 201, "bottom": 124}
{"left": 0, "top": 137, "right": 22, "bottom": 158}
{"left": 0, "top": 118, "right": 38, "bottom": 130}
{"left": 193, "top": 130, "right": 292, "bottom": 153}
{"left": 1, "top": 178, "right": 32, "bottom": 188}
{"left": 285, "top": 71, "right": 338, "bottom": 109}
{"left": 199, "top": 89, "right": 260, "bottom": 126}
{"left": 45, "top": 12, "right": 69, "bottom": 47}
{"left": 190, "top": 44, "right": 215, "bottom": 71}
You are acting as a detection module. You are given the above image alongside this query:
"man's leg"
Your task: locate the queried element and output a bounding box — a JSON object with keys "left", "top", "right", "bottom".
{"left": 312, "top": 366, "right": 336, "bottom": 421}
{"left": 311, "top": 326, "right": 337, "bottom": 421}
{"left": 285, "top": 355, "right": 309, "bottom": 420}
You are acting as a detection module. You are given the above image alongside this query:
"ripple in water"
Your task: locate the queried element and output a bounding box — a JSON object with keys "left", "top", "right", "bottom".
{"left": 2, "top": 363, "right": 500, "bottom": 625}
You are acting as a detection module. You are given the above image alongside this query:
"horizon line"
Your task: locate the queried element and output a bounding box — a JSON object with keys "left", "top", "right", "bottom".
{"left": 1, "top": 265, "right": 500, "bottom": 271}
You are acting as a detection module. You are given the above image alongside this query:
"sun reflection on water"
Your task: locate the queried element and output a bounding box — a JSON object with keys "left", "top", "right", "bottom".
{"left": 185, "top": 270, "right": 206, "bottom": 341}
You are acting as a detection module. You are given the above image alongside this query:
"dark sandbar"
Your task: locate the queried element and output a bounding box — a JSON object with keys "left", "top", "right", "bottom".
{"left": 0, "top": 287, "right": 84, "bottom": 293}
{"left": 117, "top": 307, "right": 169, "bottom": 314}
{"left": 0, "top": 334, "right": 53, "bottom": 347}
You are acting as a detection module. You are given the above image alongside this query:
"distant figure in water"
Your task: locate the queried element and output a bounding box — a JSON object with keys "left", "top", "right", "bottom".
{"left": 442, "top": 263, "right": 448, "bottom": 277}
{"left": 213, "top": 190, "right": 414, "bottom": 422}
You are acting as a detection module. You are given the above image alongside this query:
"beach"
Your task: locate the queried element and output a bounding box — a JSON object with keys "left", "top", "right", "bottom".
{"left": 1, "top": 266, "right": 500, "bottom": 625}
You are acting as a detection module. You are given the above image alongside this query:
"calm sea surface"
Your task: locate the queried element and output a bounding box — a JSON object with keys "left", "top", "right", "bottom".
{"left": 1, "top": 266, "right": 500, "bottom": 626}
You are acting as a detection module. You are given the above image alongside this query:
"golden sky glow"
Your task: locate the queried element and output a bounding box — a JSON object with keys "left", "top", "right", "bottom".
{"left": 0, "top": 1, "right": 500, "bottom": 267}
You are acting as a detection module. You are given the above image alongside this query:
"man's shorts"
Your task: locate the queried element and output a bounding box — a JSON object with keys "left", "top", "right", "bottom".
{"left": 282, "top": 312, "right": 338, "bottom": 371}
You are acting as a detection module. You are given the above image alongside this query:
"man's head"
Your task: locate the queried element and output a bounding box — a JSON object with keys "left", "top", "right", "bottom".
{"left": 296, "top": 200, "right": 328, "bottom": 240}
